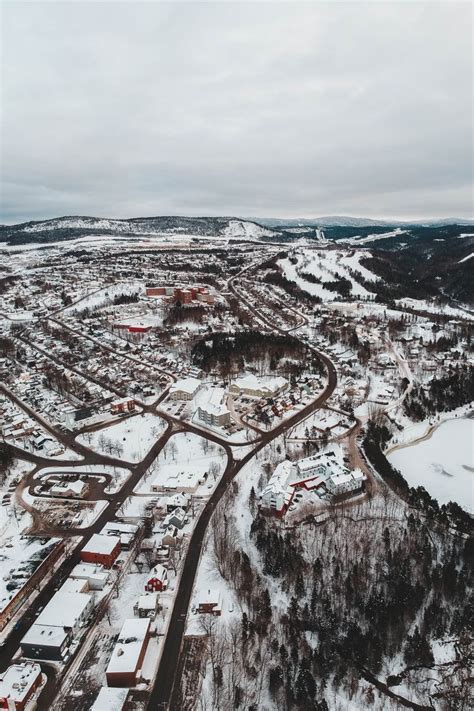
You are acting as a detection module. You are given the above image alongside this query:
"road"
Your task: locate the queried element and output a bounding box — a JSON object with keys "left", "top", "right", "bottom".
{"left": 1, "top": 252, "right": 337, "bottom": 708}
{"left": 0, "top": 420, "right": 173, "bottom": 668}
{"left": 147, "top": 261, "right": 338, "bottom": 709}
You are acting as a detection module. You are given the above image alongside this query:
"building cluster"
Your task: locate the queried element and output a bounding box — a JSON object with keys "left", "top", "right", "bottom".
{"left": 260, "top": 450, "right": 366, "bottom": 516}
{"left": 145, "top": 285, "right": 215, "bottom": 304}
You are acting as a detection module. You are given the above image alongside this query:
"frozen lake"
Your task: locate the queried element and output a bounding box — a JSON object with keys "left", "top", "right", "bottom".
{"left": 387, "top": 418, "right": 474, "bottom": 514}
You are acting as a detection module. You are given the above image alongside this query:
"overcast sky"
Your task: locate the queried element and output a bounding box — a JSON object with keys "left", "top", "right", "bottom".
{"left": 1, "top": 0, "right": 472, "bottom": 223}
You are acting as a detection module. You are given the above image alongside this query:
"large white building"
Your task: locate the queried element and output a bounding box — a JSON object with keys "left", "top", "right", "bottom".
{"left": 21, "top": 588, "right": 93, "bottom": 661}
{"left": 260, "top": 460, "right": 296, "bottom": 514}
{"left": 169, "top": 377, "right": 201, "bottom": 401}
{"left": 229, "top": 374, "right": 288, "bottom": 399}
{"left": 197, "top": 388, "right": 231, "bottom": 427}
{"left": 326, "top": 469, "right": 366, "bottom": 496}
{"left": 260, "top": 452, "right": 367, "bottom": 515}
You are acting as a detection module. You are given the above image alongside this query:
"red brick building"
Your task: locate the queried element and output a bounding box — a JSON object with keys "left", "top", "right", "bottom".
{"left": 0, "top": 662, "right": 43, "bottom": 711}
{"left": 146, "top": 286, "right": 166, "bottom": 296}
{"left": 80, "top": 535, "right": 120, "bottom": 568}
{"left": 105, "top": 619, "right": 150, "bottom": 687}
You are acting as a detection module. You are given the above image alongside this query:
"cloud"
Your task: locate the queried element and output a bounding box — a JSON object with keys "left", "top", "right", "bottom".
{"left": 1, "top": 0, "right": 472, "bottom": 222}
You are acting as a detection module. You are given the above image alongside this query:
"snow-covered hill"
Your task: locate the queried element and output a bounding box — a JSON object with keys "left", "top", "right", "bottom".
{"left": 222, "top": 219, "right": 276, "bottom": 240}
{"left": 0, "top": 215, "right": 285, "bottom": 245}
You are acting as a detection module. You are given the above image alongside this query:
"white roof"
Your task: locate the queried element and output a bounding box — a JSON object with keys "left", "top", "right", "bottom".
{"left": 51, "top": 480, "right": 85, "bottom": 495}
{"left": 199, "top": 387, "right": 229, "bottom": 416}
{"left": 35, "top": 591, "right": 91, "bottom": 629}
{"left": 0, "top": 663, "right": 41, "bottom": 703}
{"left": 91, "top": 686, "right": 129, "bottom": 711}
{"left": 261, "top": 460, "right": 295, "bottom": 498}
{"left": 70, "top": 563, "right": 109, "bottom": 582}
{"left": 170, "top": 377, "right": 201, "bottom": 395}
{"left": 82, "top": 533, "right": 120, "bottom": 556}
{"left": 149, "top": 564, "right": 167, "bottom": 581}
{"left": 106, "top": 618, "right": 150, "bottom": 675}
{"left": 199, "top": 588, "right": 222, "bottom": 606}
{"left": 137, "top": 593, "right": 158, "bottom": 610}
{"left": 60, "top": 577, "right": 88, "bottom": 593}
{"left": 232, "top": 374, "right": 288, "bottom": 393}
{"left": 22, "top": 624, "right": 69, "bottom": 649}
{"left": 330, "top": 473, "right": 353, "bottom": 486}
{"left": 101, "top": 521, "right": 138, "bottom": 535}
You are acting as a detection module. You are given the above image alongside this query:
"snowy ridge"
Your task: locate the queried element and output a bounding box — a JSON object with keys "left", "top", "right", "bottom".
{"left": 5, "top": 215, "right": 282, "bottom": 243}
{"left": 22, "top": 217, "right": 132, "bottom": 233}
{"left": 345, "top": 227, "right": 408, "bottom": 245}
{"left": 222, "top": 219, "right": 278, "bottom": 240}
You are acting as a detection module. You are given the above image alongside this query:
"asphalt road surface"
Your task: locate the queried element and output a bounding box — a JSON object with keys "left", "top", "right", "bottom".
{"left": 147, "top": 350, "right": 337, "bottom": 709}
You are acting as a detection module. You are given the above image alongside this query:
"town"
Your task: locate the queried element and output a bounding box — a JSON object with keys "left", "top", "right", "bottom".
{"left": 0, "top": 218, "right": 472, "bottom": 711}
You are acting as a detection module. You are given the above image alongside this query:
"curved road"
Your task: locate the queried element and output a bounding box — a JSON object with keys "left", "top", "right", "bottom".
{"left": 147, "top": 261, "right": 337, "bottom": 709}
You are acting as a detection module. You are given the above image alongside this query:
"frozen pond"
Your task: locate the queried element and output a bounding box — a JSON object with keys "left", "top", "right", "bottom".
{"left": 387, "top": 418, "right": 474, "bottom": 514}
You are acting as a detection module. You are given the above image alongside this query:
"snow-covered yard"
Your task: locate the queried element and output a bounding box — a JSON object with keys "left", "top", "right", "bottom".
{"left": 135, "top": 432, "right": 226, "bottom": 494}
{"left": 76, "top": 413, "right": 167, "bottom": 462}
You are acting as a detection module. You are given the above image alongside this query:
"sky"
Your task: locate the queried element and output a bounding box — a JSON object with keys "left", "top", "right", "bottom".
{"left": 1, "top": 0, "right": 472, "bottom": 224}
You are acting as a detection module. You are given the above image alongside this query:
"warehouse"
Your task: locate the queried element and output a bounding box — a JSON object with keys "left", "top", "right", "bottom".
{"left": 105, "top": 618, "right": 151, "bottom": 687}
{"left": 81, "top": 534, "right": 121, "bottom": 568}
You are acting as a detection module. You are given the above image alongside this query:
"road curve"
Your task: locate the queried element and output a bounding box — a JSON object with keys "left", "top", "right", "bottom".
{"left": 147, "top": 269, "right": 337, "bottom": 710}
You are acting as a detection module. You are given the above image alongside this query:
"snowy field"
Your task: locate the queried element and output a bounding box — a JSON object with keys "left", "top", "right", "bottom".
{"left": 387, "top": 418, "right": 474, "bottom": 513}
{"left": 135, "top": 431, "right": 226, "bottom": 494}
{"left": 395, "top": 297, "right": 474, "bottom": 320}
{"left": 278, "top": 249, "right": 376, "bottom": 300}
{"left": 76, "top": 413, "right": 167, "bottom": 462}
{"left": 64, "top": 281, "right": 142, "bottom": 314}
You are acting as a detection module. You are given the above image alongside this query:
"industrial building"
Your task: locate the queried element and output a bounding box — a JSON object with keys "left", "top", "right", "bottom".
{"left": 105, "top": 618, "right": 151, "bottom": 687}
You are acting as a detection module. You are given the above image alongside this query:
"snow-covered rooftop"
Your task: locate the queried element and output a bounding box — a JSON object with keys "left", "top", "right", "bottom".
{"left": 21, "top": 624, "right": 69, "bottom": 649}
{"left": 170, "top": 377, "right": 201, "bottom": 395}
{"left": 82, "top": 533, "right": 120, "bottom": 556}
{"left": 106, "top": 618, "right": 150, "bottom": 674}
{"left": 91, "top": 687, "right": 129, "bottom": 711}
{"left": 35, "top": 590, "right": 92, "bottom": 629}
{"left": 0, "top": 662, "right": 42, "bottom": 704}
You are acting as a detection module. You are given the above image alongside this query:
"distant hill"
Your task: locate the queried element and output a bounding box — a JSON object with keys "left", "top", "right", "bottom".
{"left": 256, "top": 215, "right": 474, "bottom": 228}
{"left": 0, "top": 215, "right": 290, "bottom": 246}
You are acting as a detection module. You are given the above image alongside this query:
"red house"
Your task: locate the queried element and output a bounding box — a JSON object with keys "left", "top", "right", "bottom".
{"left": 197, "top": 589, "right": 222, "bottom": 616}
{"left": 81, "top": 534, "right": 121, "bottom": 568}
{"left": 145, "top": 564, "right": 168, "bottom": 592}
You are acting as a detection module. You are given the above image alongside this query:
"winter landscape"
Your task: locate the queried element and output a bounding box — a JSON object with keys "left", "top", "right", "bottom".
{"left": 1, "top": 1, "right": 473, "bottom": 711}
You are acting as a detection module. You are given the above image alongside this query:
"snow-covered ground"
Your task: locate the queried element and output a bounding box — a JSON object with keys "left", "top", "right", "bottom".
{"left": 395, "top": 297, "right": 474, "bottom": 320}
{"left": 387, "top": 417, "right": 474, "bottom": 513}
{"left": 135, "top": 431, "right": 226, "bottom": 494}
{"left": 76, "top": 413, "right": 167, "bottom": 462}
{"left": 338, "top": 250, "right": 380, "bottom": 282}
{"left": 223, "top": 219, "right": 276, "bottom": 240}
{"left": 63, "top": 281, "right": 142, "bottom": 314}
{"left": 278, "top": 254, "right": 335, "bottom": 300}
{"left": 278, "top": 249, "right": 376, "bottom": 300}
{"left": 345, "top": 227, "right": 407, "bottom": 245}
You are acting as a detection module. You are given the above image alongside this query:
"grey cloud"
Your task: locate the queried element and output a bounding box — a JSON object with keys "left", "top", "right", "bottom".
{"left": 1, "top": 1, "right": 472, "bottom": 223}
